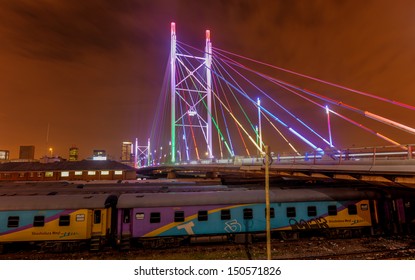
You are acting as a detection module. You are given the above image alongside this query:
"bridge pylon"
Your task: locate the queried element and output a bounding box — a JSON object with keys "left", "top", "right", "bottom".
{"left": 170, "top": 22, "right": 213, "bottom": 163}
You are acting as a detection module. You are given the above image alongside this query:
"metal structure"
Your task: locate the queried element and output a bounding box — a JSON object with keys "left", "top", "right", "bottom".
{"left": 170, "top": 22, "right": 213, "bottom": 163}
{"left": 135, "top": 138, "right": 150, "bottom": 168}
{"left": 158, "top": 23, "right": 415, "bottom": 166}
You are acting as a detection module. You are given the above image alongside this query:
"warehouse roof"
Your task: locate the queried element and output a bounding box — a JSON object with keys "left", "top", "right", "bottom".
{"left": 0, "top": 160, "right": 136, "bottom": 172}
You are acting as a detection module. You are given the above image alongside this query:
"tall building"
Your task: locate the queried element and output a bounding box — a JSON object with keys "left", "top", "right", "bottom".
{"left": 69, "top": 146, "right": 79, "bottom": 161}
{"left": 0, "top": 150, "right": 9, "bottom": 161}
{"left": 121, "top": 141, "right": 133, "bottom": 162}
{"left": 19, "top": 146, "right": 35, "bottom": 160}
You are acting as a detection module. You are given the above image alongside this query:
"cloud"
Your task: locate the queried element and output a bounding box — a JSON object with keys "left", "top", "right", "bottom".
{"left": 0, "top": 0, "right": 156, "bottom": 61}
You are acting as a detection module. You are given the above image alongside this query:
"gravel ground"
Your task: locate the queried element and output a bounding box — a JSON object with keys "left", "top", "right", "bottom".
{"left": 1, "top": 235, "right": 415, "bottom": 260}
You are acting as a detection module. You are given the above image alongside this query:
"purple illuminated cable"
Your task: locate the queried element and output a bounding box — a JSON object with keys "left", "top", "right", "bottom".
{"left": 215, "top": 50, "right": 415, "bottom": 137}
{"left": 178, "top": 42, "right": 238, "bottom": 157}
{"left": 213, "top": 47, "right": 415, "bottom": 111}
{"left": 212, "top": 52, "right": 403, "bottom": 148}
{"left": 211, "top": 65, "right": 320, "bottom": 150}
{"left": 212, "top": 60, "right": 253, "bottom": 155}
{"left": 212, "top": 70, "right": 235, "bottom": 156}
{"left": 215, "top": 54, "right": 333, "bottom": 147}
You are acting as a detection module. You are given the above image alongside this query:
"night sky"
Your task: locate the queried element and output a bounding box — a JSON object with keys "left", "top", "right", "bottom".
{"left": 1, "top": 0, "right": 415, "bottom": 160}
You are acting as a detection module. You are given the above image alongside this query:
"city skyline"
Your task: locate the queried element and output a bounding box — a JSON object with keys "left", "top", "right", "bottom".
{"left": 1, "top": 1, "right": 415, "bottom": 160}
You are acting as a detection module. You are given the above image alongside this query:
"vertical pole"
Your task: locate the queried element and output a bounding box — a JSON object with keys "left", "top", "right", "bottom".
{"left": 265, "top": 145, "right": 271, "bottom": 260}
{"left": 258, "top": 98, "right": 263, "bottom": 154}
{"left": 147, "top": 138, "right": 151, "bottom": 166}
{"left": 205, "top": 30, "right": 213, "bottom": 158}
{"left": 255, "top": 125, "right": 259, "bottom": 157}
{"left": 135, "top": 138, "right": 138, "bottom": 168}
{"left": 170, "top": 22, "right": 177, "bottom": 163}
{"left": 326, "top": 105, "right": 333, "bottom": 147}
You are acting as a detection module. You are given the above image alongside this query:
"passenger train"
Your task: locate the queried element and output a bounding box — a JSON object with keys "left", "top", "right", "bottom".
{"left": 0, "top": 183, "right": 414, "bottom": 252}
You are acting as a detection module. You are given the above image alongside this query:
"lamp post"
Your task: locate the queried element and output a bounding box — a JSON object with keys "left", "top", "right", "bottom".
{"left": 265, "top": 145, "right": 271, "bottom": 260}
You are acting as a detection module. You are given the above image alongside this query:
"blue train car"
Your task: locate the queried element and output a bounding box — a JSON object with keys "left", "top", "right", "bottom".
{"left": 116, "top": 187, "right": 379, "bottom": 248}
{"left": 0, "top": 194, "right": 117, "bottom": 252}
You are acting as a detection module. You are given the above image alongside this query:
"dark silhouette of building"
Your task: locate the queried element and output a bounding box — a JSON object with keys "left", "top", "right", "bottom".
{"left": 19, "top": 146, "right": 35, "bottom": 160}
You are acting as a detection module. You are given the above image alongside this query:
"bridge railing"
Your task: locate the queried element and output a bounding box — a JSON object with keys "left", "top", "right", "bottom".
{"left": 245, "top": 144, "right": 415, "bottom": 166}
{"left": 151, "top": 144, "right": 415, "bottom": 167}
{"left": 177, "top": 144, "right": 415, "bottom": 166}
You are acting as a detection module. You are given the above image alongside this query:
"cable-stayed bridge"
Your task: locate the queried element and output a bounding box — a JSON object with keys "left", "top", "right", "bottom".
{"left": 137, "top": 23, "right": 415, "bottom": 187}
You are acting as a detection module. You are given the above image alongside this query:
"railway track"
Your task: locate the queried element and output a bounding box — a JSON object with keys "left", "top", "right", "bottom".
{"left": 277, "top": 244, "right": 415, "bottom": 260}
{"left": 1, "top": 236, "right": 414, "bottom": 260}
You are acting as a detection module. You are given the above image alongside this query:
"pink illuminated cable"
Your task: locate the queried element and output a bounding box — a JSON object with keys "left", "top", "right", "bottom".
{"left": 213, "top": 47, "right": 415, "bottom": 111}
{"left": 215, "top": 55, "right": 333, "bottom": 147}
{"left": 212, "top": 60, "right": 250, "bottom": 152}
{"left": 215, "top": 50, "right": 415, "bottom": 137}
{"left": 211, "top": 70, "right": 236, "bottom": 156}
{"left": 212, "top": 50, "right": 405, "bottom": 147}
{"left": 212, "top": 61, "right": 253, "bottom": 156}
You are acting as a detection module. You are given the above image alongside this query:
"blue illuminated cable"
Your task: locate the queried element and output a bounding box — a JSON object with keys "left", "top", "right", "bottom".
{"left": 210, "top": 66, "right": 320, "bottom": 150}
{"left": 215, "top": 52, "right": 333, "bottom": 147}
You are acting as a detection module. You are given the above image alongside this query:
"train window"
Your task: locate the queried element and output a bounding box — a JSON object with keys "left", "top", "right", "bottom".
{"left": 174, "top": 211, "right": 185, "bottom": 222}
{"left": 221, "top": 209, "right": 231, "bottom": 220}
{"left": 7, "top": 216, "right": 19, "bottom": 228}
{"left": 33, "top": 216, "right": 45, "bottom": 227}
{"left": 123, "top": 209, "right": 131, "bottom": 223}
{"left": 198, "top": 210, "right": 208, "bottom": 221}
{"left": 361, "top": 204, "right": 369, "bottom": 211}
{"left": 328, "top": 205, "right": 337, "bottom": 216}
{"left": 243, "top": 208, "right": 253, "bottom": 220}
{"left": 94, "top": 210, "right": 101, "bottom": 224}
{"left": 135, "top": 213, "right": 145, "bottom": 220}
{"left": 76, "top": 214, "right": 85, "bottom": 222}
{"left": 59, "top": 215, "right": 70, "bottom": 226}
{"left": 286, "top": 207, "right": 296, "bottom": 218}
{"left": 150, "top": 212, "right": 161, "bottom": 223}
{"left": 265, "top": 208, "right": 275, "bottom": 218}
{"left": 348, "top": 205, "right": 358, "bottom": 215}
{"left": 307, "top": 206, "right": 317, "bottom": 217}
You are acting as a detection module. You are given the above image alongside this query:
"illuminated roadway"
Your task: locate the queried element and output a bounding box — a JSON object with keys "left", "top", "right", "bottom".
{"left": 137, "top": 148, "right": 415, "bottom": 188}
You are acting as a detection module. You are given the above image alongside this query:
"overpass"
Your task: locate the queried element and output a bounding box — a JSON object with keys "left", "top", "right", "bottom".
{"left": 137, "top": 146, "right": 415, "bottom": 188}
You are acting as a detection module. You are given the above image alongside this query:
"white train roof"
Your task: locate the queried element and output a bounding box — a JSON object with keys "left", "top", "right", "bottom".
{"left": 116, "top": 187, "right": 377, "bottom": 208}
{"left": 0, "top": 194, "right": 116, "bottom": 210}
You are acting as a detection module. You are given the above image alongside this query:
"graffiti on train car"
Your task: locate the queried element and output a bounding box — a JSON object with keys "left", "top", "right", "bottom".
{"left": 177, "top": 222, "right": 195, "bottom": 235}
{"left": 289, "top": 217, "right": 329, "bottom": 230}
{"left": 224, "top": 220, "right": 242, "bottom": 233}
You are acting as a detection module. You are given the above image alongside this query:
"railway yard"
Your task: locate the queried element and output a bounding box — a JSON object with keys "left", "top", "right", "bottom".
{"left": 1, "top": 235, "right": 415, "bottom": 260}
{"left": 1, "top": 179, "right": 415, "bottom": 260}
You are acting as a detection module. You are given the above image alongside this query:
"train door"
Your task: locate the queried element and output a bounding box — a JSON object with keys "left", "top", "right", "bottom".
{"left": 118, "top": 208, "right": 132, "bottom": 250}
{"left": 91, "top": 209, "right": 104, "bottom": 235}
{"left": 89, "top": 209, "right": 106, "bottom": 251}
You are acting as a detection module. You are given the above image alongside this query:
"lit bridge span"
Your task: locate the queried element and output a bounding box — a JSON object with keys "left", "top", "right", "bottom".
{"left": 137, "top": 145, "right": 415, "bottom": 188}
{"left": 138, "top": 23, "right": 415, "bottom": 189}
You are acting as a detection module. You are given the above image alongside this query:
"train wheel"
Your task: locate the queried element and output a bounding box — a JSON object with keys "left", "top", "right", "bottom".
{"left": 280, "top": 232, "right": 299, "bottom": 240}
